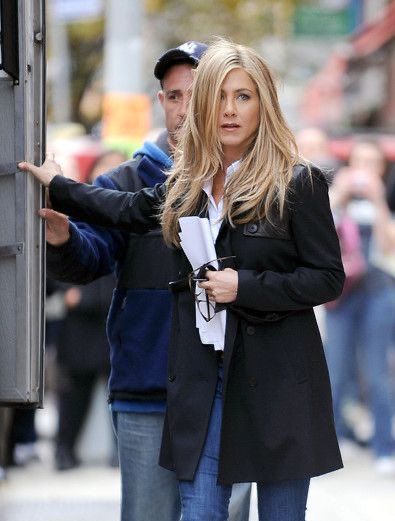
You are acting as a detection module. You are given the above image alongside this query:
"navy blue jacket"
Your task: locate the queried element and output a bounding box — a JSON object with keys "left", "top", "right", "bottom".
{"left": 47, "top": 133, "right": 173, "bottom": 402}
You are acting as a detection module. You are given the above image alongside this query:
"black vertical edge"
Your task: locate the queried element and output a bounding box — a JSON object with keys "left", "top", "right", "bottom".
{"left": 0, "top": 0, "right": 19, "bottom": 81}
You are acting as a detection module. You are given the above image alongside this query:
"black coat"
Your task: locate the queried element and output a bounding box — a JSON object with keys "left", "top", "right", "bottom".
{"left": 49, "top": 166, "right": 345, "bottom": 484}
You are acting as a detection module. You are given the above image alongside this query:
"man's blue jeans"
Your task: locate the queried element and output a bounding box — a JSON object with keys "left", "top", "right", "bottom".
{"left": 325, "top": 284, "right": 395, "bottom": 456}
{"left": 111, "top": 409, "right": 251, "bottom": 521}
{"left": 112, "top": 411, "right": 180, "bottom": 521}
{"left": 179, "top": 367, "right": 310, "bottom": 521}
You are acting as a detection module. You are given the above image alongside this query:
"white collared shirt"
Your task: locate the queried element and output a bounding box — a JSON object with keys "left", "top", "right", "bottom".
{"left": 202, "top": 160, "right": 240, "bottom": 243}
{"left": 198, "top": 160, "right": 240, "bottom": 349}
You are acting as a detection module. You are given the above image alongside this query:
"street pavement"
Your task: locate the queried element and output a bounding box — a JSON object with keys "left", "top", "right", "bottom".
{"left": 0, "top": 440, "right": 120, "bottom": 521}
{"left": 1, "top": 439, "right": 395, "bottom": 521}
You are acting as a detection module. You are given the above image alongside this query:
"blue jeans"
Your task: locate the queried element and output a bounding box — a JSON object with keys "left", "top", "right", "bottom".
{"left": 112, "top": 411, "right": 181, "bottom": 521}
{"left": 325, "top": 284, "right": 395, "bottom": 456}
{"left": 179, "top": 367, "right": 309, "bottom": 521}
{"left": 111, "top": 410, "right": 249, "bottom": 521}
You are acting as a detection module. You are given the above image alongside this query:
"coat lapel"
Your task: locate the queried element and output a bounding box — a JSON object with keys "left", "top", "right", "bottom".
{"left": 197, "top": 192, "right": 209, "bottom": 218}
{"left": 214, "top": 218, "right": 228, "bottom": 247}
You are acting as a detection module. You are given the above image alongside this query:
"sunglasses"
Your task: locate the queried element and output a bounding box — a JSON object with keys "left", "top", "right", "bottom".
{"left": 188, "top": 256, "right": 236, "bottom": 322}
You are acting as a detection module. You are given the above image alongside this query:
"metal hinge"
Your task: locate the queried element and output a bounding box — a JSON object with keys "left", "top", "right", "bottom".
{"left": 0, "top": 243, "right": 24, "bottom": 257}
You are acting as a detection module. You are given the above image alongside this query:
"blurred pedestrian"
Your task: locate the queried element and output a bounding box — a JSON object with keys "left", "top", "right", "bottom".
{"left": 54, "top": 151, "right": 126, "bottom": 470}
{"left": 295, "top": 126, "right": 340, "bottom": 183}
{"left": 21, "top": 43, "right": 251, "bottom": 521}
{"left": 0, "top": 408, "right": 11, "bottom": 480}
{"left": 6, "top": 409, "right": 39, "bottom": 467}
{"left": 325, "top": 139, "right": 395, "bottom": 475}
{"left": 21, "top": 38, "right": 345, "bottom": 521}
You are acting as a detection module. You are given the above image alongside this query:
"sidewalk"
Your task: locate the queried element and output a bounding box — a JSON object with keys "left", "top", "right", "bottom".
{"left": 1, "top": 440, "right": 395, "bottom": 521}
{"left": 250, "top": 445, "right": 395, "bottom": 520}
{"left": 0, "top": 440, "right": 120, "bottom": 521}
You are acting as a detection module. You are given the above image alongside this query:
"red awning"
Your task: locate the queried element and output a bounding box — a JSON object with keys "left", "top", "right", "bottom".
{"left": 301, "top": 52, "right": 348, "bottom": 126}
{"left": 300, "top": 1, "right": 395, "bottom": 126}
{"left": 351, "top": 1, "right": 395, "bottom": 58}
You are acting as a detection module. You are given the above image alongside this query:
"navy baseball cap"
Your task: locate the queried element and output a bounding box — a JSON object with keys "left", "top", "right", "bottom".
{"left": 154, "top": 41, "right": 208, "bottom": 81}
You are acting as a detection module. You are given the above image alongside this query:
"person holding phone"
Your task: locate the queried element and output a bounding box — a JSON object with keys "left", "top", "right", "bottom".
{"left": 326, "top": 140, "right": 395, "bottom": 475}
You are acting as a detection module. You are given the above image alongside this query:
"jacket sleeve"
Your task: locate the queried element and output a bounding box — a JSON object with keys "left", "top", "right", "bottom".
{"left": 234, "top": 167, "right": 345, "bottom": 312}
{"left": 49, "top": 175, "right": 165, "bottom": 232}
{"left": 46, "top": 174, "right": 129, "bottom": 284}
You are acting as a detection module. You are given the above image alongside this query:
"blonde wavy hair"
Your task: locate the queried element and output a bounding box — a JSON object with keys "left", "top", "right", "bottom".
{"left": 161, "top": 38, "right": 304, "bottom": 247}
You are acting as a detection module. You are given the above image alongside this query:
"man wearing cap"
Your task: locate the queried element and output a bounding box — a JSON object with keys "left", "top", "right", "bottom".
{"left": 41, "top": 42, "right": 251, "bottom": 521}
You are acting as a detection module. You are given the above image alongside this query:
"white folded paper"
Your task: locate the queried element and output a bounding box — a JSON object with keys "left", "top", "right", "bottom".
{"left": 179, "top": 217, "right": 226, "bottom": 350}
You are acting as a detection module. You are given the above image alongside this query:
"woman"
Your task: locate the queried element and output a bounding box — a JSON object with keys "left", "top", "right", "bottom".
{"left": 20, "top": 39, "right": 344, "bottom": 521}
{"left": 325, "top": 140, "right": 395, "bottom": 475}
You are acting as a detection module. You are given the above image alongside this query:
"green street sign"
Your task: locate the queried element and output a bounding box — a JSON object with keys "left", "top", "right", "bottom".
{"left": 294, "top": 6, "right": 352, "bottom": 37}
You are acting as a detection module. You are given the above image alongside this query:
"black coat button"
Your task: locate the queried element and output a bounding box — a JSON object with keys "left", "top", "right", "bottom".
{"left": 249, "top": 377, "right": 257, "bottom": 388}
{"left": 248, "top": 223, "right": 258, "bottom": 233}
{"left": 266, "top": 312, "right": 279, "bottom": 321}
{"left": 246, "top": 325, "right": 255, "bottom": 335}
{"left": 168, "top": 374, "right": 176, "bottom": 382}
